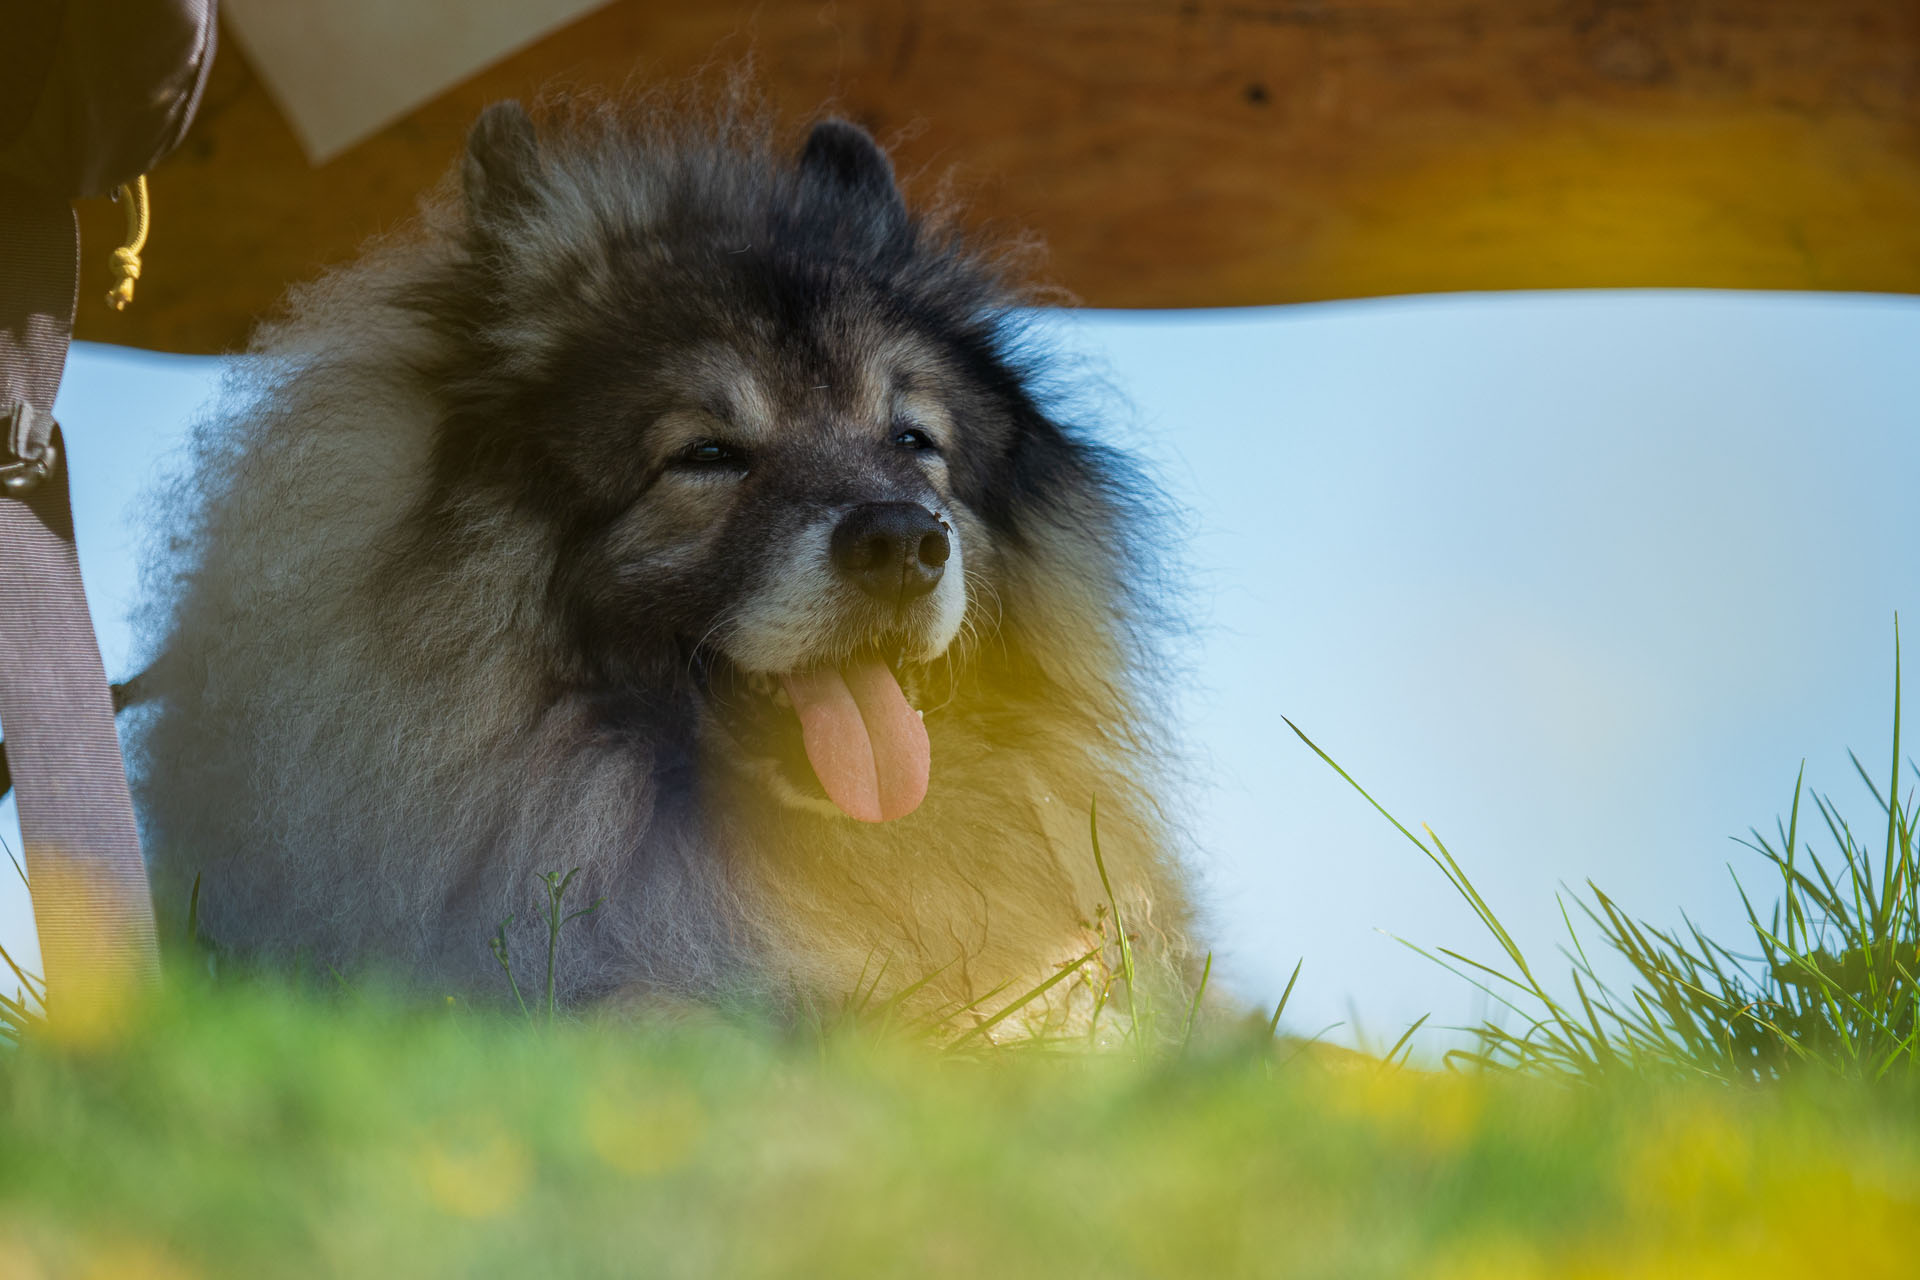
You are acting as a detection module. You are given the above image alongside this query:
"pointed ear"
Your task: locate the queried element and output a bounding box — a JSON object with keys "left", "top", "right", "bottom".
{"left": 798, "top": 119, "right": 905, "bottom": 225}
{"left": 463, "top": 101, "right": 541, "bottom": 224}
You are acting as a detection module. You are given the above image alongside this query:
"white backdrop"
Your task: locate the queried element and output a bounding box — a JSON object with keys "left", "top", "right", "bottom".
{"left": 5, "top": 291, "right": 1916, "bottom": 1051}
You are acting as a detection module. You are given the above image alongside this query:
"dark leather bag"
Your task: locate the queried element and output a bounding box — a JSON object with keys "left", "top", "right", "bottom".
{"left": 1, "top": 0, "right": 218, "bottom": 1021}
{"left": 1, "top": 0, "right": 216, "bottom": 197}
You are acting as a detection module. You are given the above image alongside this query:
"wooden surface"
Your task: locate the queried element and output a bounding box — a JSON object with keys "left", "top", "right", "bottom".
{"left": 71, "top": 0, "right": 1920, "bottom": 354}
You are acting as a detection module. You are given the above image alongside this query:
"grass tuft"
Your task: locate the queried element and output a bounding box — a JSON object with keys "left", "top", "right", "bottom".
{"left": 1288, "top": 620, "right": 1917, "bottom": 1082}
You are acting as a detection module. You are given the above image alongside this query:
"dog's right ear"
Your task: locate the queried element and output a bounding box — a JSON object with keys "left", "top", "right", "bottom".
{"left": 463, "top": 101, "right": 541, "bottom": 225}
{"left": 798, "top": 119, "right": 907, "bottom": 236}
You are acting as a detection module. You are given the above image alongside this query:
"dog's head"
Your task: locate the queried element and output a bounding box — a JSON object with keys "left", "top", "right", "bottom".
{"left": 409, "top": 101, "right": 1129, "bottom": 823}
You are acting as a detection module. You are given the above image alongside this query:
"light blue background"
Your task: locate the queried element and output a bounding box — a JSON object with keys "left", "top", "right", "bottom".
{"left": 5, "top": 291, "right": 1916, "bottom": 1050}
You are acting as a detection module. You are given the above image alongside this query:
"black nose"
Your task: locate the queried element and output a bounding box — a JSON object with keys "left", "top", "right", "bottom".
{"left": 830, "top": 502, "right": 951, "bottom": 604}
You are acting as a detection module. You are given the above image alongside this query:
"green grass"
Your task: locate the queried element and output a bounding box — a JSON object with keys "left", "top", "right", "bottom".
{"left": 1, "top": 979, "right": 1917, "bottom": 1279}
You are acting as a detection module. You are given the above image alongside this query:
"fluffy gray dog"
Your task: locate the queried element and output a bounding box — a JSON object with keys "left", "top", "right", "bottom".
{"left": 131, "top": 92, "right": 1196, "bottom": 1030}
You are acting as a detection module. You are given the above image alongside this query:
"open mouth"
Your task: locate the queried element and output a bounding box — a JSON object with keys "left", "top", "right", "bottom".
{"left": 696, "top": 644, "right": 932, "bottom": 823}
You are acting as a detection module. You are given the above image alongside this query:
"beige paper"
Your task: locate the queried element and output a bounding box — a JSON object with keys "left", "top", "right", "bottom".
{"left": 223, "top": 0, "right": 611, "bottom": 165}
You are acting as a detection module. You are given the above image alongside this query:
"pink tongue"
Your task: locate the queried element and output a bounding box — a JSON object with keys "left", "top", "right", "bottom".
{"left": 779, "top": 658, "right": 930, "bottom": 822}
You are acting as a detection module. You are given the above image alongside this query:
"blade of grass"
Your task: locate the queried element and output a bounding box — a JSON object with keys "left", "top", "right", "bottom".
{"left": 0, "top": 939, "right": 45, "bottom": 1003}
{"left": 1273, "top": 1021, "right": 1347, "bottom": 1071}
{"left": 1179, "top": 952, "right": 1212, "bottom": 1053}
{"left": 1088, "top": 796, "right": 1141, "bottom": 1051}
{"left": 947, "top": 946, "right": 1101, "bottom": 1048}
{"left": 1380, "top": 1013, "right": 1430, "bottom": 1071}
{"left": 1267, "top": 958, "right": 1303, "bottom": 1039}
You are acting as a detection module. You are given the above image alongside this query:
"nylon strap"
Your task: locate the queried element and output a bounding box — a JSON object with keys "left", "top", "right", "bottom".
{"left": 0, "top": 178, "right": 161, "bottom": 1023}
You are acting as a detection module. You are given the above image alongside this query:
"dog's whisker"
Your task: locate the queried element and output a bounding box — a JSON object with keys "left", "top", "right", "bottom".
{"left": 684, "top": 615, "right": 738, "bottom": 681}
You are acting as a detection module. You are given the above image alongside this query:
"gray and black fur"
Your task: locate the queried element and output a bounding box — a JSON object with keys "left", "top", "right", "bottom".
{"left": 131, "top": 92, "right": 1196, "bottom": 1031}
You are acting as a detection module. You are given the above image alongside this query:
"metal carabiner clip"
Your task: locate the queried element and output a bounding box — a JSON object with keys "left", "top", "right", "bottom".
{"left": 1, "top": 400, "right": 59, "bottom": 497}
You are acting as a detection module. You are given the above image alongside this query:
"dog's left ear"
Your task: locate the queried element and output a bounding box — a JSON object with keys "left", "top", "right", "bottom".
{"left": 463, "top": 100, "right": 542, "bottom": 227}
{"left": 798, "top": 119, "right": 906, "bottom": 230}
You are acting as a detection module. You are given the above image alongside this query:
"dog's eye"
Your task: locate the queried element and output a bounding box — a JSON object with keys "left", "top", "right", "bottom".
{"left": 675, "top": 439, "right": 748, "bottom": 469}
{"left": 892, "top": 427, "right": 937, "bottom": 452}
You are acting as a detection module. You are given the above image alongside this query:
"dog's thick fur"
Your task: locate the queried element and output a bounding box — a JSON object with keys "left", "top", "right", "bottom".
{"left": 131, "top": 92, "right": 1194, "bottom": 1028}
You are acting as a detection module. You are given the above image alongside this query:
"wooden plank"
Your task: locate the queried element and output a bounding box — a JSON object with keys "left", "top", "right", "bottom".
{"left": 72, "top": 1, "right": 1920, "bottom": 354}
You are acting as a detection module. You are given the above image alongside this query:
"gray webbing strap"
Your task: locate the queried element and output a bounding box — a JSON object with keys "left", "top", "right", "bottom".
{"left": 0, "top": 178, "right": 161, "bottom": 1019}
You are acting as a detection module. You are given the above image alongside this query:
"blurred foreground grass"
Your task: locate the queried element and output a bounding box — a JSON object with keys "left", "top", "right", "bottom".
{"left": 2, "top": 978, "right": 1917, "bottom": 1279}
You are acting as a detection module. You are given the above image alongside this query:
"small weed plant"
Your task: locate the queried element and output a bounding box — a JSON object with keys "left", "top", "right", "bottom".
{"left": 489, "top": 867, "right": 606, "bottom": 1026}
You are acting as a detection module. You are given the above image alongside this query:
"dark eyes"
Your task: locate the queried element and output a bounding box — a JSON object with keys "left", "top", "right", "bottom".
{"left": 672, "top": 427, "right": 934, "bottom": 471}
{"left": 675, "top": 439, "right": 748, "bottom": 469}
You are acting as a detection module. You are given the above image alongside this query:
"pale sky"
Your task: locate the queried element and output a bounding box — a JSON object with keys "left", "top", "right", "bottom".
{"left": 5, "top": 290, "right": 1917, "bottom": 1051}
